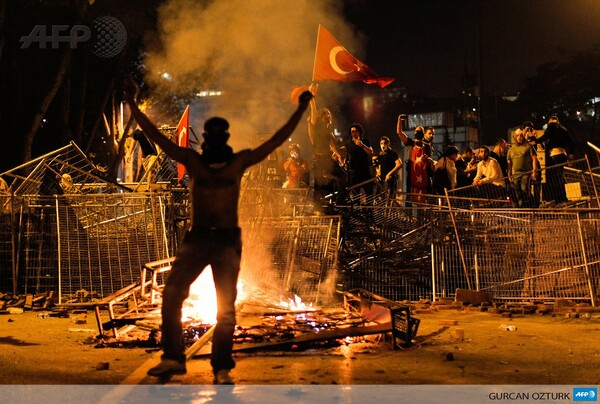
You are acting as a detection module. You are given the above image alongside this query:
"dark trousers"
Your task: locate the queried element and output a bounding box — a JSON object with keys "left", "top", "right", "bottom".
{"left": 161, "top": 227, "right": 241, "bottom": 373}
{"left": 546, "top": 154, "right": 568, "bottom": 202}
{"left": 313, "top": 158, "right": 347, "bottom": 210}
{"left": 348, "top": 172, "right": 374, "bottom": 201}
{"left": 385, "top": 177, "right": 398, "bottom": 200}
{"left": 511, "top": 174, "right": 536, "bottom": 208}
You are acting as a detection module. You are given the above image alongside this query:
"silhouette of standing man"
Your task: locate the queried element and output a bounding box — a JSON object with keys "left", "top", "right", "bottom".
{"left": 123, "top": 77, "right": 312, "bottom": 384}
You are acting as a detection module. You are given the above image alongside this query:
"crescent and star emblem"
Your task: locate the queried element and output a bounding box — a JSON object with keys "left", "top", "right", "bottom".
{"left": 329, "top": 46, "right": 361, "bottom": 75}
{"left": 178, "top": 127, "right": 187, "bottom": 145}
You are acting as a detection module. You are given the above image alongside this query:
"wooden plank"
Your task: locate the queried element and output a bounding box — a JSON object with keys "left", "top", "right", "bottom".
{"left": 185, "top": 324, "right": 216, "bottom": 359}
{"left": 190, "top": 323, "right": 392, "bottom": 356}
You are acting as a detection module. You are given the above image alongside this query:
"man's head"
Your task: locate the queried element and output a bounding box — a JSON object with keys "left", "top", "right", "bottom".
{"left": 521, "top": 121, "right": 535, "bottom": 139}
{"left": 317, "top": 108, "right": 332, "bottom": 127}
{"left": 289, "top": 143, "right": 301, "bottom": 159}
{"left": 478, "top": 145, "right": 490, "bottom": 161}
{"left": 424, "top": 127, "right": 435, "bottom": 142}
{"left": 515, "top": 129, "right": 527, "bottom": 145}
{"left": 548, "top": 115, "right": 559, "bottom": 124}
{"left": 494, "top": 138, "right": 509, "bottom": 154}
{"left": 443, "top": 145, "right": 460, "bottom": 161}
{"left": 414, "top": 126, "right": 425, "bottom": 140}
{"left": 462, "top": 146, "right": 474, "bottom": 161}
{"left": 203, "top": 117, "right": 230, "bottom": 149}
{"left": 350, "top": 123, "right": 364, "bottom": 139}
{"left": 521, "top": 121, "right": 534, "bottom": 130}
{"left": 379, "top": 136, "right": 391, "bottom": 152}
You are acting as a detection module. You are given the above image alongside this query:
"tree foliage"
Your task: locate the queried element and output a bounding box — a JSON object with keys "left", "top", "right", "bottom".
{"left": 0, "top": 0, "right": 167, "bottom": 174}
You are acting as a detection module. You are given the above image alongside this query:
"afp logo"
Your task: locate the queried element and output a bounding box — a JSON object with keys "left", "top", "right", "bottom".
{"left": 19, "top": 16, "right": 127, "bottom": 58}
{"left": 574, "top": 388, "right": 598, "bottom": 402}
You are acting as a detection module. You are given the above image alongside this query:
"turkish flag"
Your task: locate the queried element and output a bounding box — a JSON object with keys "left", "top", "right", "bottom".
{"left": 312, "top": 25, "right": 394, "bottom": 88}
{"left": 175, "top": 105, "right": 190, "bottom": 181}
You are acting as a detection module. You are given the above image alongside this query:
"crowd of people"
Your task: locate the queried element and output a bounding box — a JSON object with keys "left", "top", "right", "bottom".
{"left": 117, "top": 77, "right": 581, "bottom": 386}
{"left": 281, "top": 94, "right": 576, "bottom": 210}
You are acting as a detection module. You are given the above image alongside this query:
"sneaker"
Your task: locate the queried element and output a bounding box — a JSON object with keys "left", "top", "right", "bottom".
{"left": 213, "top": 369, "right": 234, "bottom": 384}
{"left": 147, "top": 359, "right": 187, "bottom": 377}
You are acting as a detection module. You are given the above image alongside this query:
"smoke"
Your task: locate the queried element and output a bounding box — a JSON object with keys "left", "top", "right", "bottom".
{"left": 145, "top": 0, "right": 357, "bottom": 305}
{"left": 145, "top": 0, "right": 364, "bottom": 151}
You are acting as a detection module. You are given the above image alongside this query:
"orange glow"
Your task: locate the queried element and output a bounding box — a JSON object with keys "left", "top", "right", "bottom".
{"left": 181, "top": 267, "right": 251, "bottom": 324}
{"left": 279, "top": 294, "right": 313, "bottom": 311}
{"left": 182, "top": 266, "right": 217, "bottom": 324}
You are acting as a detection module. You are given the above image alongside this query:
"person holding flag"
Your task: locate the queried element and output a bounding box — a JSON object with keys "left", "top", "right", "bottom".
{"left": 122, "top": 77, "right": 313, "bottom": 384}
{"left": 305, "top": 24, "right": 394, "bottom": 212}
{"left": 307, "top": 83, "right": 347, "bottom": 213}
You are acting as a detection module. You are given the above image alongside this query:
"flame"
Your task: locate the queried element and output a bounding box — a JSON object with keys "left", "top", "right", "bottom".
{"left": 181, "top": 266, "right": 250, "bottom": 324}
{"left": 279, "top": 294, "right": 313, "bottom": 311}
{"left": 181, "top": 266, "right": 217, "bottom": 323}
{"left": 180, "top": 266, "right": 312, "bottom": 323}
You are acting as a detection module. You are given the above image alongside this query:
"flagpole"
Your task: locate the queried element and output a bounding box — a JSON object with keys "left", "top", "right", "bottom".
{"left": 311, "top": 24, "right": 322, "bottom": 83}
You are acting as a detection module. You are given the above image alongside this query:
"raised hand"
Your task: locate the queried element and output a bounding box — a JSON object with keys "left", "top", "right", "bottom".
{"left": 298, "top": 91, "right": 313, "bottom": 104}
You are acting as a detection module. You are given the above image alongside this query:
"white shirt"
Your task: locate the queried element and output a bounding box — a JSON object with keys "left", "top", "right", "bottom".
{"left": 474, "top": 157, "right": 505, "bottom": 187}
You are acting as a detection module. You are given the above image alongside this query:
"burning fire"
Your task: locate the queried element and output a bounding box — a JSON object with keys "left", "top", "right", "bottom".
{"left": 278, "top": 294, "right": 312, "bottom": 311}
{"left": 181, "top": 266, "right": 218, "bottom": 323}
{"left": 181, "top": 265, "right": 312, "bottom": 324}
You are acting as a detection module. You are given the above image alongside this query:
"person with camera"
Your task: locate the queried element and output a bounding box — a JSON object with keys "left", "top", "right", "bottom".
{"left": 282, "top": 143, "right": 309, "bottom": 188}
{"left": 374, "top": 136, "right": 402, "bottom": 204}
{"left": 527, "top": 117, "right": 574, "bottom": 203}
{"left": 122, "top": 77, "right": 313, "bottom": 384}
{"left": 345, "top": 123, "right": 375, "bottom": 200}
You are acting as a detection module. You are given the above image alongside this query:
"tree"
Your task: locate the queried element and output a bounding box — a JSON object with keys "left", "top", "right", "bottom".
{"left": 0, "top": 0, "right": 163, "bottom": 175}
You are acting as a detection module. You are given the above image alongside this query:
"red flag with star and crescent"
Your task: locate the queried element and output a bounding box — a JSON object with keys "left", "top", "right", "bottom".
{"left": 312, "top": 25, "right": 394, "bottom": 88}
{"left": 176, "top": 105, "right": 190, "bottom": 181}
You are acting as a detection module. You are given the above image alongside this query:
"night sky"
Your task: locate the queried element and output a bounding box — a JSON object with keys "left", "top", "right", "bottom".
{"left": 343, "top": 0, "right": 600, "bottom": 97}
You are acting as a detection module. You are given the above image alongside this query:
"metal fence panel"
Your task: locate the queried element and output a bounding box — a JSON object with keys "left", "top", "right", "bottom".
{"left": 433, "top": 209, "right": 600, "bottom": 302}
{"left": 56, "top": 193, "right": 170, "bottom": 300}
{"left": 0, "top": 194, "right": 170, "bottom": 300}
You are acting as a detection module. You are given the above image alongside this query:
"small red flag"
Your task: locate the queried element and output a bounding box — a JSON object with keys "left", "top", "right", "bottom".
{"left": 312, "top": 25, "right": 394, "bottom": 88}
{"left": 290, "top": 85, "right": 311, "bottom": 104}
{"left": 175, "top": 105, "right": 190, "bottom": 181}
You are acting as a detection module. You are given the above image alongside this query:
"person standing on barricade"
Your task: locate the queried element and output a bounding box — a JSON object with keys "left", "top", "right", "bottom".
{"left": 432, "top": 146, "right": 460, "bottom": 195}
{"left": 507, "top": 129, "right": 539, "bottom": 207}
{"left": 396, "top": 115, "right": 435, "bottom": 204}
{"left": 374, "top": 136, "right": 402, "bottom": 204}
{"left": 122, "top": 77, "right": 313, "bottom": 384}
{"left": 528, "top": 116, "right": 574, "bottom": 203}
{"left": 282, "top": 143, "right": 309, "bottom": 189}
{"left": 307, "top": 83, "right": 347, "bottom": 213}
{"left": 346, "top": 123, "right": 375, "bottom": 202}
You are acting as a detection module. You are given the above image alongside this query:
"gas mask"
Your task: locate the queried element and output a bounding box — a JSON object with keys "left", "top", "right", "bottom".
{"left": 201, "top": 128, "right": 233, "bottom": 164}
